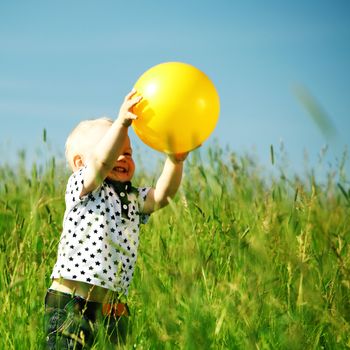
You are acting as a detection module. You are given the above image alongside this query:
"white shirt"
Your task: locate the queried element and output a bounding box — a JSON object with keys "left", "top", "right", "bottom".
{"left": 51, "top": 166, "right": 151, "bottom": 295}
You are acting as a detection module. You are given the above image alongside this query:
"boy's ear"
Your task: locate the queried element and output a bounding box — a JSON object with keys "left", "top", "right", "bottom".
{"left": 73, "top": 155, "right": 84, "bottom": 169}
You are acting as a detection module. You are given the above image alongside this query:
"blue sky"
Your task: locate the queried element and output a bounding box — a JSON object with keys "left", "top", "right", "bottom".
{"left": 1, "top": 0, "right": 349, "bottom": 179}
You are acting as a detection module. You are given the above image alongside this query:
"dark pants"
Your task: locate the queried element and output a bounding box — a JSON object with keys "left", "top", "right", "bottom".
{"left": 44, "top": 289, "right": 130, "bottom": 349}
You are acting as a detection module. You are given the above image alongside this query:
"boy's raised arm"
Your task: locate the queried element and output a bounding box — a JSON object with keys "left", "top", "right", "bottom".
{"left": 80, "top": 91, "right": 141, "bottom": 196}
{"left": 143, "top": 153, "right": 188, "bottom": 214}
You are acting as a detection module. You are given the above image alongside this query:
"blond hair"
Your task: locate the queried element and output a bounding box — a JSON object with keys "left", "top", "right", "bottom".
{"left": 65, "top": 117, "right": 113, "bottom": 170}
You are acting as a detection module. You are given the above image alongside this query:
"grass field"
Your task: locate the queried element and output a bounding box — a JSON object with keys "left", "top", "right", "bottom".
{"left": 0, "top": 142, "right": 349, "bottom": 349}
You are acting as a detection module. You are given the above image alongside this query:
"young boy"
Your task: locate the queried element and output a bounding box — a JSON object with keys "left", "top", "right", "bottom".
{"left": 45, "top": 90, "right": 187, "bottom": 348}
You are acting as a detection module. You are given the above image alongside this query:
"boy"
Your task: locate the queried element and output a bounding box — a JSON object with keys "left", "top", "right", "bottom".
{"left": 45, "top": 90, "right": 187, "bottom": 348}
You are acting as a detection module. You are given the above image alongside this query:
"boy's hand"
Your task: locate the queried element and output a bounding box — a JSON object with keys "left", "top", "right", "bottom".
{"left": 168, "top": 152, "right": 189, "bottom": 163}
{"left": 117, "top": 89, "right": 142, "bottom": 127}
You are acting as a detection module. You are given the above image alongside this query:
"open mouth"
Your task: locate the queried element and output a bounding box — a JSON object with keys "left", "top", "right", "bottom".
{"left": 113, "top": 166, "right": 128, "bottom": 174}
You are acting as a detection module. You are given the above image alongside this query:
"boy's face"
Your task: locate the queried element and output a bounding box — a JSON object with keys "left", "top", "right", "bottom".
{"left": 106, "top": 136, "right": 135, "bottom": 182}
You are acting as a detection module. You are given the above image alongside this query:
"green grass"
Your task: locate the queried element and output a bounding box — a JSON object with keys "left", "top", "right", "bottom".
{"left": 0, "top": 144, "right": 349, "bottom": 349}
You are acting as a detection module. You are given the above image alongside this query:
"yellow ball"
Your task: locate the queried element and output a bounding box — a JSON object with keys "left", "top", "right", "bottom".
{"left": 132, "top": 62, "right": 220, "bottom": 153}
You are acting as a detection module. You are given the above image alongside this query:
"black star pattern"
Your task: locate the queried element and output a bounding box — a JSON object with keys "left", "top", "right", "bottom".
{"left": 53, "top": 172, "right": 150, "bottom": 294}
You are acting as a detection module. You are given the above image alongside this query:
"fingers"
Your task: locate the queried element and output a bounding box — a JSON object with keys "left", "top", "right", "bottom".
{"left": 126, "top": 111, "right": 138, "bottom": 120}
{"left": 124, "top": 88, "right": 137, "bottom": 102}
{"left": 124, "top": 88, "right": 142, "bottom": 103}
{"left": 125, "top": 95, "right": 142, "bottom": 110}
{"left": 123, "top": 88, "right": 142, "bottom": 111}
{"left": 168, "top": 152, "right": 189, "bottom": 163}
{"left": 118, "top": 89, "right": 142, "bottom": 126}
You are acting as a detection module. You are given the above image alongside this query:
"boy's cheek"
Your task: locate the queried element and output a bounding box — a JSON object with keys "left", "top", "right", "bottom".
{"left": 128, "top": 166, "right": 135, "bottom": 180}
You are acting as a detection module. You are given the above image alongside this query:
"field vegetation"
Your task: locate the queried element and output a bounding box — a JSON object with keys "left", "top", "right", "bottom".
{"left": 0, "top": 141, "right": 349, "bottom": 349}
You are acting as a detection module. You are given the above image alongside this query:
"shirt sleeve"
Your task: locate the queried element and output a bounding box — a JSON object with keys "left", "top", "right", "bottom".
{"left": 137, "top": 187, "right": 152, "bottom": 224}
{"left": 65, "top": 166, "right": 101, "bottom": 210}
